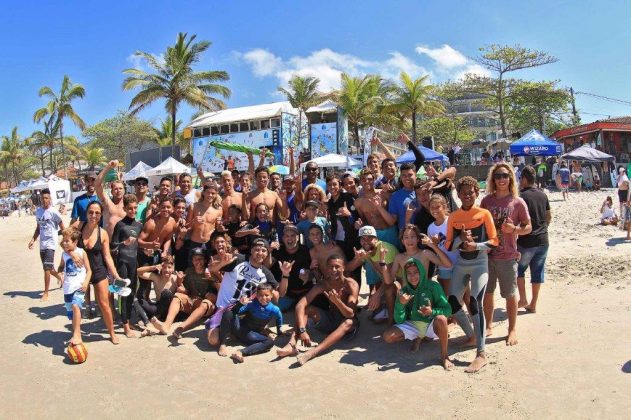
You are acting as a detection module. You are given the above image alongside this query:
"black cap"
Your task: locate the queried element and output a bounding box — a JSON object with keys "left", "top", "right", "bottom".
{"left": 304, "top": 200, "right": 319, "bottom": 209}
{"left": 283, "top": 224, "right": 299, "bottom": 234}
{"left": 251, "top": 238, "right": 269, "bottom": 248}
{"left": 191, "top": 247, "right": 205, "bottom": 257}
{"left": 135, "top": 176, "right": 149, "bottom": 184}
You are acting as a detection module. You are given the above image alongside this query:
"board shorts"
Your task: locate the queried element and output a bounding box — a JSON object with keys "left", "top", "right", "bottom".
{"left": 174, "top": 292, "right": 215, "bottom": 316}
{"left": 40, "top": 249, "right": 55, "bottom": 271}
{"left": 394, "top": 319, "right": 437, "bottom": 340}
{"left": 560, "top": 182, "right": 569, "bottom": 190}
{"left": 64, "top": 290, "right": 85, "bottom": 320}
{"left": 312, "top": 308, "right": 359, "bottom": 338}
{"left": 487, "top": 258, "right": 518, "bottom": 298}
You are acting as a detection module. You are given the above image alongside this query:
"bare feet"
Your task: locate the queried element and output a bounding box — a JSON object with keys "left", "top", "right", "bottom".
{"left": 485, "top": 328, "right": 493, "bottom": 337}
{"left": 296, "top": 350, "right": 315, "bottom": 366}
{"left": 168, "top": 327, "right": 183, "bottom": 344}
{"left": 517, "top": 299, "right": 528, "bottom": 308}
{"left": 217, "top": 344, "right": 229, "bottom": 357}
{"left": 442, "top": 357, "right": 454, "bottom": 371}
{"left": 140, "top": 329, "right": 153, "bottom": 338}
{"left": 110, "top": 334, "right": 120, "bottom": 345}
{"left": 464, "top": 353, "right": 487, "bottom": 373}
{"left": 524, "top": 304, "right": 536, "bottom": 313}
{"left": 151, "top": 318, "right": 169, "bottom": 335}
{"left": 506, "top": 330, "right": 518, "bottom": 346}
{"left": 230, "top": 351, "right": 244, "bottom": 363}
{"left": 457, "top": 335, "right": 476, "bottom": 348}
{"left": 410, "top": 337, "right": 422, "bottom": 352}
{"left": 123, "top": 324, "right": 137, "bottom": 338}
{"left": 276, "top": 344, "right": 298, "bottom": 358}
{"left": 41, "top": 293, "right": 49, "bottom": 302}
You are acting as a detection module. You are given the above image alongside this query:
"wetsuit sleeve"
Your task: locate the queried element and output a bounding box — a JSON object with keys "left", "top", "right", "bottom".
{"left": 430, "top": 283, "right": 452, "bottom": 317}
{"left": 272, "top": 304, "right": 283, "bottom": 334}
{"left": 237, "top": 301, "right": 252, "bottom": 315}
{"left": 476, "top": 211, "right": 499, "bottom": 251}
{"left": 111, "top": 221, "right": 123, "bottom": 253}
{"left": 408, "top": 141, "right": 426, "bottom": 172}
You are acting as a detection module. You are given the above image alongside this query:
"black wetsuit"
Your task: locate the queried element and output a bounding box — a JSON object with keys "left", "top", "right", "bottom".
{"left": 111, "top": 216, "right": 143, "bottom": 323}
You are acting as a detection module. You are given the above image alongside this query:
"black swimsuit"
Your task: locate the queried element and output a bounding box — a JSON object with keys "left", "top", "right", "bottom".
{"left": 79, "top": 223, "right": 109, "bottom": 284}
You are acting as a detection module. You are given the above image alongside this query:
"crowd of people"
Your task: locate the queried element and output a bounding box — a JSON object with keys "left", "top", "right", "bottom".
{"left": 28, "top": 136, "right": 558, "bottom": 372}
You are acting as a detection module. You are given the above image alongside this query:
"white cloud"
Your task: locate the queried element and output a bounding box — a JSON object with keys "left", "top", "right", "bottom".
{"left": 242, "top": 49, "right": 283, "bottom": 77}
{"left": 415, "top": 44, "right": 468, "bottom": 69}
{"left": 454, "top": 63, "right": 492, "bottom": 80}
{"left": 384, "top": 52, "right": 429, "bottom": 80}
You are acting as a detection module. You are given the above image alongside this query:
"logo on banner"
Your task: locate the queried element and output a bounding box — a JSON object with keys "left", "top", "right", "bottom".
{"left": 56, "top": 191, "right": 66, "bottom": 199}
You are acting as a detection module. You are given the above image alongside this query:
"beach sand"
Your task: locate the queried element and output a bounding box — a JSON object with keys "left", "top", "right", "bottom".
{"left": 1, "top": 189, "right": 630, "bottom": 419}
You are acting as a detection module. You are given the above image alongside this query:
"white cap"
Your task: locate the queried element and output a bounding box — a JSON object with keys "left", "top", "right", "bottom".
{"left": 358, "top": 225, "right": 378, "bottom": 237}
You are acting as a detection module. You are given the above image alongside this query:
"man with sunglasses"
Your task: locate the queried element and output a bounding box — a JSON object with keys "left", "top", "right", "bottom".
{"left": 302, "top": 161, "right": 326, "bottom": 191}
{"left": 134, "top": 176, "right": 150, "bottom": 223}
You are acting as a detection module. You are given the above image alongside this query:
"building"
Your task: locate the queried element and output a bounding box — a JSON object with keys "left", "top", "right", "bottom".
{"left": 551, "top": 116, "right": 631, "bottom": 163}
{"left": 447, "top": 93, "right": 502, "bottom": 142}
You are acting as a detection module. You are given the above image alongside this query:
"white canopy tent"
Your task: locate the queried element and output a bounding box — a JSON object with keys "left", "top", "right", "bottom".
{"left": 306, "top": 100, "right": 338, "bottom": 114}
{"left": 300, "top": 153, "right": 362, "bottom": 170}
{"left": 123, "top": 161, "right": 153, "bottom": 181}
{"left": 145, "top": 157, "right": 191, "bottom": 177}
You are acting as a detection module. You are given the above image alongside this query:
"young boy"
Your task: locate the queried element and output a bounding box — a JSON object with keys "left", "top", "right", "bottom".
{"left": 230, "top": 283, "right": 283, "bottom": 363}
{"left": 28, "top": 188, "right": 65, "bottom": 301}
{"left": 380, "top": 257, "right": 453, "bottom": 370}
{"left": 111, "top": 194, "right": 143, "bottom": 337}
{"left": 53, "top": 228, "right": 92, "bottom": 345}
{"left": 296, "top": 200, "right": 330, "bottom": 248}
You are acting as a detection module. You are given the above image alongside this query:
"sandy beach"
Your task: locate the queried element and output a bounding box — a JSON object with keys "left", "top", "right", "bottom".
{"left": 1, "top": 188, "right": 630, "bottom": 419}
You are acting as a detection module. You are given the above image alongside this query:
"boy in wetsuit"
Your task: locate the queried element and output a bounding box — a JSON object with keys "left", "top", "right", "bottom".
{"left": 111, "top": 194, "right": 143, "bottom": 337}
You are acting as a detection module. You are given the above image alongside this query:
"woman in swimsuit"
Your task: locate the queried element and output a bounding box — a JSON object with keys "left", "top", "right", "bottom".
{"left": 73, "top": 201, "right": 121, "bottom": 344}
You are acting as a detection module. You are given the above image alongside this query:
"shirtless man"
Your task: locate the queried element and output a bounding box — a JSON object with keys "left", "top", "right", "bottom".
{"left": 308, "top": 224, "right": 345, "bottom": 283}
{"left": 354, "top": 169, "right": 398, "bottom": 246}
{"left": 135, "top": 255, "right": 179, "bottom": 326}
{"left": 174, "top": 173, "right": 200, "bottom": 208}
{"left": 95, "top": 160, "right": 126, "bottom": 236}
{"left": 276, "top": 254, "right": 359, "bottom": 366}
{"left": 247, "top": 167, "right": 289, "bottom": 222}
{"left": 220, "top": 171, "right": 246, "bottom": 219}
{"left": 187, "top": 184, "right": 223, "bottom": 255}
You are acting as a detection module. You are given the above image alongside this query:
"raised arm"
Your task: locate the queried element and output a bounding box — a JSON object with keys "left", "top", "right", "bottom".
{"left": 373, "top": 135, "right": 396, "bottom": 160}
{"left": 96, "top": 160, "right": 117, "bottom": 204}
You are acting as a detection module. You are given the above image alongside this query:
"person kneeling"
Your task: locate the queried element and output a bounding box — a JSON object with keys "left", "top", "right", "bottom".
{"left": 381, "top": 257, "right": 453, "bottom": 370}
{"left": 229, "top": 283, "right": 283, "bottom": 363}
{"left": 276, "top": 254, "right": 359, "bottom": 366}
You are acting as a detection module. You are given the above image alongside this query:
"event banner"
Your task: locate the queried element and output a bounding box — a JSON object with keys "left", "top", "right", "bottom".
{"left": 193, "top": 130, "right": 275, "bottom": 173}
{"left": 311, "top": 122, "right": 337, "bottom": 158}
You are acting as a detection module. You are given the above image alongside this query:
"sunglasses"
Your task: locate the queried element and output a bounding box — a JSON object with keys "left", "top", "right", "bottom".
{"left": 493, "top": 173, "right": 510, "bottom": 180}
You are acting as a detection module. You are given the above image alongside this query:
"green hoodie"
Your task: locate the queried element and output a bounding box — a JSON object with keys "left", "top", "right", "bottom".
{"left": 393, "top": 258, "right": 452, "bottom": 324}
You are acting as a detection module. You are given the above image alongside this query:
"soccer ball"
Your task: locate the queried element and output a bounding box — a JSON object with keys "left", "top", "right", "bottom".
{"left": 66, "top": 342, "right": 88, "bottom": 364}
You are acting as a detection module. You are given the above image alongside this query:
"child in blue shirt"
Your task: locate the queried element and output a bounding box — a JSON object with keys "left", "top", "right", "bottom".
{"left": 296, "top": 200, "right": 330, "bottom": 248}
{"left": 229, "top": 283, "right": 283, "bottom": 363}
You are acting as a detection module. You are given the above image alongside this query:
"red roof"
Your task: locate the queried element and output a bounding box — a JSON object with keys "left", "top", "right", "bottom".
{"left": 552, "top": 116, "right": 631, "bottom": 139}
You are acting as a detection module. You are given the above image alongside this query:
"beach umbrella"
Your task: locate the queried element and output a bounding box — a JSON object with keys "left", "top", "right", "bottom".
{"left": 562, "top": 145, "right": 614, "bottom": 162}
{"left": 269, "top": 165, "right": 290, "bottom": 175}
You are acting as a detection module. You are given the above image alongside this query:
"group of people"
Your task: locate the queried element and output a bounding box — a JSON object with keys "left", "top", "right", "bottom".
{"left": 29, "top": 136, "right": 553, "bottom": 372}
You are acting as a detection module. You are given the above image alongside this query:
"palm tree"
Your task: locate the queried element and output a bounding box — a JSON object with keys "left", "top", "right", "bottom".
{"left": 33, "top": 75, "right": 86, "bottom": 178}
{"left": 332, "top": 74, "right": 389, "bottom": 151}
{"left": 82, "top": 145, "right": 107, "bottom": 170}
{"left": 277, "top": 75, "right": 322, "bottom": 149}
{"left": 30, "top": 116, "right": 60, "bottom": 175}
{"left": 155, "top": 117, "right": 185, "bottom": 149}
{"left": 0, "top": 127, "right": 28, "bottom": 186}
{"left": 64, "top": 136, "right": 85, "bottom": 171}
{"left": 388, "top": 72, "right": 444, "bottom": 143}
{"left": 123, "top": 32, "right": 231, "bottom": 157}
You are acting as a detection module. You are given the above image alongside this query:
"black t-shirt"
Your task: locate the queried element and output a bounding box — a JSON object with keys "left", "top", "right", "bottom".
{"left": 271, "top": 244, "right": 312, "bottom": 298}
{"left": 184, "top": 268, "right": 216, "bottom": 298}
{"left": 413, "top": 206, "right": 435, "bottom": 235}
{"left": 517, "top": 187, "right": 550, "bottom": 248}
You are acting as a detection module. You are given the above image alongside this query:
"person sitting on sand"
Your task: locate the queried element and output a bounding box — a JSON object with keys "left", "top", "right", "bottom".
{"left": 228, "top": 283, "right": 283, "bottom": 363}
{"left": 134, "top": 256, "right": 178, "bottom": 327}
{"left": 276, "top": 254, "right": 359, "bottom": 366}
{"left": 600, "top": 196, "right": 619, "bottom": 225}
{"left": 380, "top": 256, "right": 453, "bottom": 370}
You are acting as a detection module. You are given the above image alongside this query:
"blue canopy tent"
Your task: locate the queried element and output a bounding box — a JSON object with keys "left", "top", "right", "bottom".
{"left": 396, "top": 145, "right": 449, "bottom": 164}
{"left": 509, "top": 129, "right": 563, "bottom": 156}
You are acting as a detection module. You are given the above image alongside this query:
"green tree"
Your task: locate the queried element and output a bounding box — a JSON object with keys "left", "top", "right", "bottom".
{"left": 30, "top": 116, "right": 61, "bottom": 175}
{"left": 123, "top": 32, "right": 231, "bottom": 157}
{"left": 83, "top": 111, "right": 159, "bottom": 161}
{"left": 82, "top": 144, "right": 107, "bottom": 170}
{"left": 464, "top": 44, "right": 558, "bottom": 137}
{"left": 33, "top": 75, "right": 86, "bottom": 178}
{"left": 0, "top": 127, "right": 28, "bottom": 186}
{"left": 506, "top": 80, "right": 571, "bottom": 135}
{"left": 155, "top": 117, "right": 185, "bottom": 151}
{"left": 388, "top": 72, "right": 444, "bottom": 143}
{"left": 333, "top": 74, "right": 390, "bottom": 151}
{"left": 419, "top": 116, "right": 475, "bottom": 149}
{"left": 277, "top": 75, "right": 322, "bottom": 149}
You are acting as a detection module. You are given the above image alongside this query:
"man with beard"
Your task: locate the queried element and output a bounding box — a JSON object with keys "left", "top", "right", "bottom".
{"left": 276, "top": 254, "right": 359, "bottom": 366}
{"left": 70, "top": 172, "right": 100, "bottom": 224}
{"left": 388, "top": 162, "right": 418, "bottom": 232}
{"left": 247, "top": 167, "right": 289, "bottom": 223}
{"left": 302, "top": 161, "right": 327, "bottom": 190}
{"left": 268, "top": 224, "right": 312, "bottom": 311}
{"left": 174, "top": 173, "right": 201, "bottom": 208}
{"left": 354, "top": 169, "right": 398, "bottom": 247}
{"left": 269, "top": 172, "right": 282, "bottom": 192}
{"left": 95, "top": 160, "right": 126, "bottom": 237}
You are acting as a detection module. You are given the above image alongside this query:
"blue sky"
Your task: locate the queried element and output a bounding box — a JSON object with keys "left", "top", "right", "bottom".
{"left": 2, "top": 0, "right": 631, "bottom": 141}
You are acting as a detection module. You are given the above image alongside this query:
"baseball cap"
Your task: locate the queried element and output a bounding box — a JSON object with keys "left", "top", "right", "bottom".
{"left": 283, "top": 175, "right": 295, "bottom": 183}
{"left": 283, "top": 224, "right": 299, "bottom": 234}
{"left": 619, "top": 167, "right": 626, "bottom": 174}
{"left": 191, "top": 247, "right": 205, "bottom": 257}
{"left": 251, "top": 238, "right": 269, "bottom": 248}
{"left": 304, "top": 200, "right": 319, "bottom": 209}
{"left": 135, "top": 176, "right": 149, "bottom": 184}
{"left": 86, "top": 171, "right": 97, "bottom": 179}
{"left": 358, "top": 225, "right": 378, "bottom": 237}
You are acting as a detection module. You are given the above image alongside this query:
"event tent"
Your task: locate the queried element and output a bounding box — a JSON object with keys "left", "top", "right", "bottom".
{"left": 123, "top": 161, "right": 153, "bottom": 181}
{"left": 510, "top": 129, "right": 563, "bottom": 156}
{"left": 396, "top": 145, "right": 449, "bottom": 164}
{"left": 300, "top": 153, "right": 362, "bottom": 169}
{"left": 561, "top": 145, "right": 614, "bottom": 162}
{"left": 145, "top": 157, "right": 191, "bottom": 176}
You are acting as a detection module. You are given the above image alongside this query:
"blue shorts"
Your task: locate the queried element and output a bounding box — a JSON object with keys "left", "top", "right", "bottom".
{"left": 376, "top": 225, "right": 400, "bottom": 250}
{"left": 64, "top": 290, "right": 85, "bottom": 319}
{"left": 517, "top": 245, "right": 549, "bottom": 284}
{"left": 437, "top": 267, "right": 453, "bottom": 279}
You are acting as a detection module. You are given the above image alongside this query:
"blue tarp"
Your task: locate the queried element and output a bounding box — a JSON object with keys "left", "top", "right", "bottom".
{"left": 509, "top": 129, "right": 563, "bottom": 156}
{"left": 396, "top": 145, "right": 449, "bottom": 164}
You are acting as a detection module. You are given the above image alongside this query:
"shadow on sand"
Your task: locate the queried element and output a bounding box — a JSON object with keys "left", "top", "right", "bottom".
{"left": 4, "top": 290, "right": 44, "bottom": 300}
{"left": 622, "top": 360, "right": 631, "bottom": 373}
{"left": 605, "top": 237, "right": 631, "bottom": 247}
